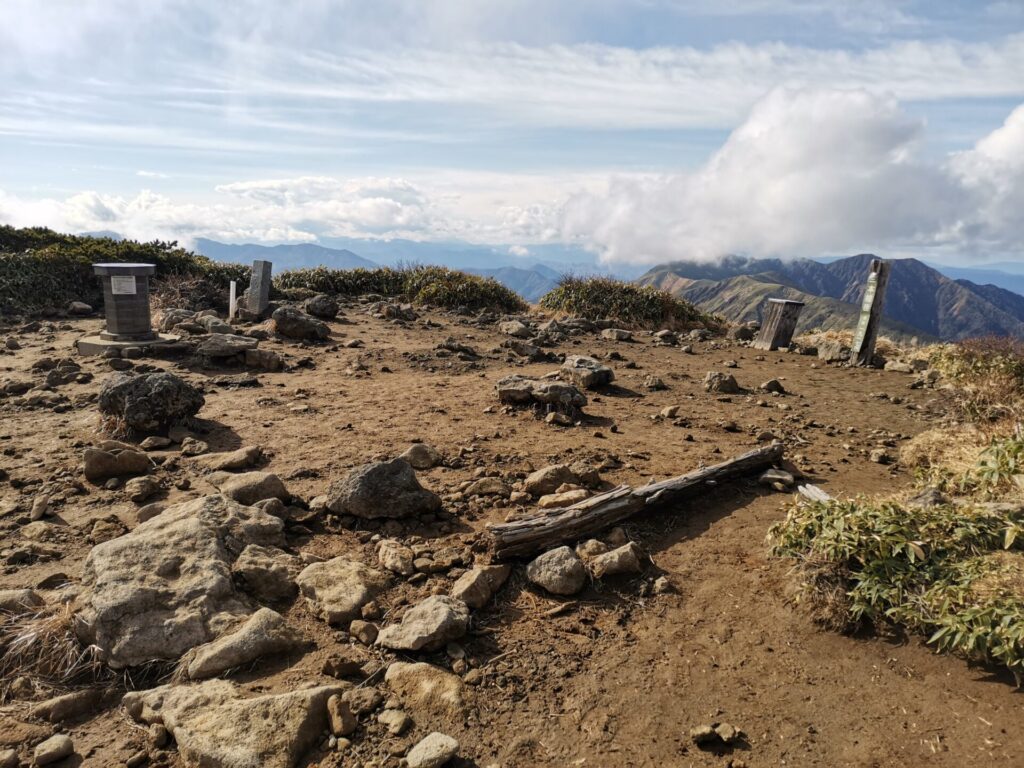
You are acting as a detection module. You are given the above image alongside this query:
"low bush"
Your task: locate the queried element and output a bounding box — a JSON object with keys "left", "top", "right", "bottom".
{"left": 539, "top": 275, "right": 718, "bottom": 330}
{"left": 929, "top": 337, "right": 1024, "bottom": 422}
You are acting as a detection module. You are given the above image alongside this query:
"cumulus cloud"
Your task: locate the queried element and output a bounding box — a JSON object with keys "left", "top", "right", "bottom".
{"left": 1, "top": 90, "right": 1023, "bottom": 264}
{"left": 559, "top": 88, "right": 1022, "bottom": 263}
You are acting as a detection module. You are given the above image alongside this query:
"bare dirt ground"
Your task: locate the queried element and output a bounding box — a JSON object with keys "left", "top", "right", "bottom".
{"left": 1, "top": 301, "right": 1021, "bottom": 767}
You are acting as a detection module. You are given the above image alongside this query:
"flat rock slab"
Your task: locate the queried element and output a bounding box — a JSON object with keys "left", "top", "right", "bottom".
{"left": 79, "top": 495, "right": 285, "bottom": 668}
{"left": 296, "top": 557, "right": 390, "bottom": 625}
{"left": 123, "top": 680, "right": 343, "bottom": 768}
{"left": 376, "top": 595, "right": 469, "bottom": 652}
{"left": 184, "top": 608, "right": 303, "bottom": 680}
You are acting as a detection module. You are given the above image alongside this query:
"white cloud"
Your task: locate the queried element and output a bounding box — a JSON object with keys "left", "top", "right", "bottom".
{"left": 136, "top": 170, "right": 169, "bottom": 179}
{"left": 559, "top": 88, "right": 1023, "bottom": 262}
{"left": 2, "top": 91, "right": 1023, "bottom": 264}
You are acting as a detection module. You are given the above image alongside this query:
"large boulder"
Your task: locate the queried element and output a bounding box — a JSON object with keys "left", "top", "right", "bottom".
{"left": 295, "top": 557, "right": 390, "bottom": 625}
{"left": 78, "top": 495, "right": 285, "bottom": 668}
{"left": 376, "top": 596, "right": 470, "bottom": 652}
{"left": 122, "top": 680, "right": 343, "bottom": 768}
{"left": 183, "top": 608, "right": 303, "bottom": 680}
{"left": 495, "top": 376, "right": 587, "bottom": 411}
{"left": 559, "top": 356, "right": 614, "bottom": 390}
{"left": 98, "top": 372, "right": 205, "bottom": 433}
{"left": 303, "top": 294, "right": 339, "bottom": 319}
{"left": 271, "top": 306, "right": 330, "bottom": 341}
{"left": 526, "top": 546, "right": 587, "bottom": 596}
{"left": 325, "top": 459, "right": 441, "bottom": 519}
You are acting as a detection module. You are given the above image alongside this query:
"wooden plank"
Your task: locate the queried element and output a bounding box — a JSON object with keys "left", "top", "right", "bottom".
{"left": 753, "top": 299, "right": 804, "bottom": 351}
{"left": 486, "top": 443, "right": 784, "bottom": 558}
{"left": 851, "top": 259, "right": 891, "bottom": 366}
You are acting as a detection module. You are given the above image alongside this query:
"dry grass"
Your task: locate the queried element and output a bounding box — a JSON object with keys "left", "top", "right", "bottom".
{"left": 968, "top": 551, "right": 1024, "bottom": 603}
{"left": 899, "top": 425, "right": 989, "bottom": 475}
{"left": 793, "top": 328, "right": 910, "bottom": 359}
{"left": 0, "top": 603, "right": 105, "bottom": 700}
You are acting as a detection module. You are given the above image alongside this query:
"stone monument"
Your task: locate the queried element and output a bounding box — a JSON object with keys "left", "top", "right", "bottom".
{"left": 76, "top": 263, "right": 177, "bottom": 356}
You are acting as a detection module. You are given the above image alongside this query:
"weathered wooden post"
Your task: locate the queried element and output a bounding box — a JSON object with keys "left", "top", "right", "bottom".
{"left": 753, "top": 299, "right": 804, "bottom": 351}
{"left": 247, "top": 260, "right": 272, "bottom": 315}
{"left": 851, "top": 258, "right": 891, "bottom": 366}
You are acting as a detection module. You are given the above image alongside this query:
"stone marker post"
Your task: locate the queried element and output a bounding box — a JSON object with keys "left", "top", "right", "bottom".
{"left": 851, "top": 258, "right": 891, "bottom": 366}
{"left": 93, "top": 263, "right": 157, "bottom": 341}
{"left": 247, "top": 259, "right": 272, "bottom": 315}
{"left": 753, "top": 299, "right": 805, "bottom": 351}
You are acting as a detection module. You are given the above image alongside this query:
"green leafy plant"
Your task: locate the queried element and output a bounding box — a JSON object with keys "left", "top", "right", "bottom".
{"left": 539, "top": 275, "right": 719, "bottom": 331}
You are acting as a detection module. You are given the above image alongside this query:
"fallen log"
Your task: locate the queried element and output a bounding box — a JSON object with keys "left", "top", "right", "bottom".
{"left": 487, "top": 442, "right": 784, "bottom": 558}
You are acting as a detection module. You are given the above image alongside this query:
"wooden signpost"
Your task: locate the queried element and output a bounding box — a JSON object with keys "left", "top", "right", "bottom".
{"left": 851, "top": 258, "right": 891, "bottom": 366}
{"left": 753, "top": 299, "right": 805, "bottom": 351}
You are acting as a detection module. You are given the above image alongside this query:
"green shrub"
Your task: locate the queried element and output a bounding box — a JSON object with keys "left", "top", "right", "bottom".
{"left": 0, "top": 226, "right": 526, "bottom": 314}
{"left": 769, "top": 495, "right": 1024, "bottom": 684}
{"left": 539, "top": 275, "right": 718, "bottom": 330}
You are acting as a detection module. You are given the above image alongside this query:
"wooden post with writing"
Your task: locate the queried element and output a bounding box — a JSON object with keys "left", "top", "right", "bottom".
{"left": 851, "top": 258, "right": 891, "bottom": 366}
{"left": 753, "top": 299, "right": 804, "bottom": 351}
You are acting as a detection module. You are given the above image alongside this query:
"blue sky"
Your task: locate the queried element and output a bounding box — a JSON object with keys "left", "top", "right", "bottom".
{"left": 1, "top": 1, "right": 1023, "bottom": 264}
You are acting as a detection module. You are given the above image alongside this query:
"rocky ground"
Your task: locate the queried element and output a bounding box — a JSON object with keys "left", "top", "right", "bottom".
{"left": 0, "top": 297, "right": 1021, "bottom": 768}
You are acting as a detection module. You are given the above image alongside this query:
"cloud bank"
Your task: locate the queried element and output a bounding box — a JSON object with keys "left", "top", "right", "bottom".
{"left": 2, "top": 89, "right": 1023, "bottom": 264}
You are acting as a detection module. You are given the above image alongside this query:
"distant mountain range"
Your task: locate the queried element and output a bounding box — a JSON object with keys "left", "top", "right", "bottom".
{"left": 639, "top": 254, "right": 1024, "bottom": 341}
{"left": 195, "top": 238, "right": 374, "bottom": 270}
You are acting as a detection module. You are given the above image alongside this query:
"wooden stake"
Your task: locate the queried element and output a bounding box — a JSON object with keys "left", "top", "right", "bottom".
{"left": 487, "top": 443, "right": 784, "bottom": 558}
{"left": 753, "top": 299, "right": 804, "bottom": 351}
{"left": 851, "top": 258, "right": 891, "bottom": 366}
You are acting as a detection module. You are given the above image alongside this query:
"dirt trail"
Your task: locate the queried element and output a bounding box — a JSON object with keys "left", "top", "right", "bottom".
{"left": 1, "top": 305, "right": 1020, "bottom": 767}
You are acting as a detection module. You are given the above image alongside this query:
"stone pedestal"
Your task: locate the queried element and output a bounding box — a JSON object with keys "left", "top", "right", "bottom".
{"left": 94, "top": 263, "right": 157, "bottom": 341}
{"left": 77, "top": 263, "right": 177, "bottom": 356}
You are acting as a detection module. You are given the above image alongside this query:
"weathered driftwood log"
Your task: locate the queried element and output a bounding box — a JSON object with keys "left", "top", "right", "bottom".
{"left": 487, "top": 442, "right": 784, "bottom": 558}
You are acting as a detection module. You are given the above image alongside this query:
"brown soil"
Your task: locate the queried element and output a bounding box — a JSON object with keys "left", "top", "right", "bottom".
{"left": 1, "top": 304, "right": 1021, "bottom": 768}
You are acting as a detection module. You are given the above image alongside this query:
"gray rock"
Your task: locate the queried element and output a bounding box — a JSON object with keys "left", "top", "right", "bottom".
{"left": 124, "top": 476, "right": 160, "bottom": 504}
{"left": 702, "top": 371, "right": 741, "bottom": 394}
{"left": 304, "top": 294, "right": 339, "bottom": 319}
{"left": 67, "top": 301, "right": 93, "bottom": 315}
{"left": 450, "top": 564, "right": 511, "bottom": 609}
{"left": 79, "top": 495, "right": 285, "bottom": 668}
{"left": 499, "top": 320, "right": 531, "bottom": 338}
{"left": 33, "top": 734, "right": 74, "bottom": 766}
{"left": 232, "top": 545, "right": 299, "bottom": 602}
{"left": 601, "top": 328, "right": 632, "bottom": 341}
{"left": 463, "top": 477, "right": 509, "bottom": 497}
{"left": 83, "top": 444, "right": 153, "bottom": 482}
{"left": 560, "top": 355, "right": 614, "bottom": 390}
{"left": 296, "top": 557, "right": 390, "bottom": 625}
{"left": 376, "top": 595, "right": 470, "bottom": 652}
{"left": 0, "top": 748, "right": 16, "bottom": 768}
{"left": 98, "top": 372, "right": 205, "bottom": 433}
{"left": 728, "top": 325, "right": 756, "bottom": 341}
{"left": 589, "top": 542, "right": 643, "bottom": 579}
{"left": 818, "top": 340, "right": 850, "bottom": 363}
{"left": 196, "top": 446, "right": 263, "bottom": 472}
{"left": 325, "top": 459, "right": 441, "bottom": 519}
{"left": 184, "top": 608, "right": 302, "bottom": 679}
{"left": 378, "top": 708, "right": 411, "bottom": 736}
{"left": 524, "top": 464, "right": 579, "bottom": 496}
{"left": 197, "top": 315, "right": 235, "bottom": 335}
{"left": 760, "top": 378, "right": 786, "bottom": 394}
{"left": 496, "top": 376, "right": 587, "bottom": 410}
{"left": 377, "top": 540, "right": 415, "bottom": 575}
{"left": 271, "top": 306, "right": 330, "bottom": 340}
{"left": 406, "top": 732, "right": 459, "bottom": 768}
{"left": 158, "top": 308, "right": 196, "bottom": 331}
{"left": 30, "top": 689, "right": 102, "bottom": 723}
{"left": 400, "top": 443, "right": 443, "bottom": 470}
{"left": 197, "top": 334, "right": 258, "bottom": 358}
{"left": 526, "top": 546, "right": 587, "bottom": 595}
{"left": 0, "top": 588, "right": 43, "bottom": 613}
{"left": 209, "top": 471, "right": 289, "bottom": 506}
{"left": 122, "top": 679, "right": 343, "bottom": 768}
{"left": 327, "top": 694, "right": 357, "bottom": 736}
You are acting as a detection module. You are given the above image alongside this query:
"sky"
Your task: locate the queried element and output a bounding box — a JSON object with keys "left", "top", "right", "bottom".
{"left": 1, "top": 0, "right": 1023, "bottom": 265}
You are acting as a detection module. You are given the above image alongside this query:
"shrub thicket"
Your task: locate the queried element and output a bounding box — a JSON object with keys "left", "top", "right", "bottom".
{"left": 0, "top": 226, "right": 526, "bottom": 314}
{"left": 539, "top": 275, "right": 718, "bottom": 330}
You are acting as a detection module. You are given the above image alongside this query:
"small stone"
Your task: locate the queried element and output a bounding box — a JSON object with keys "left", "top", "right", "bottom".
{"left": 400, "top": 443, "right": 443, "bottom": 470}
{"left": 327, "top": 694, "right": 357, "bottom": 737}
{"left": 760, "top": 378, "right": 786, "bottom": 394}
{"left": 0, "top": 748, "right": 17, "bottom": 768}
{"left": 378, "top": 540, "right": 416, "bottom": 575}
{"left": 33, "top": 734, "right": 74, "bottom": 765}
{"left": 376, "top": 595, "right": 470, "bottom": 652}
{"left": 537, "top": 489, "right": 589, "bottom": 509}
{"left": 29, "top": 494, "right": 50, "bottom": 521}
{"left": 870, "top": 448, "right": 893, "bottom": 464}
{"left": 140, "top": 436, "right": 172, "bottom": 450}
{"left": 406, "top": 732, "right": 459, "bottom": 768}
{"left": 545, "top": 412, "right": 573, "bottom": 427}
{"left": 601, "top": 328, "right": 632, "bottom": 341}
{"left": 125, "top": 476, "right": 160, "bottom": 504}
{"left": 759, "top": 468, "right": 794, "bottom": 487}
{"left": 179, "top": 437, "right": 209, "bottom": 456}
{"left": 589, "top": 542, "right": 643, "bottom": 579}
{"left": 349, "top": 620, "right": 379, "bottom": 645}
{"left": 378, "top": 708, "right": 411, "bottom": 736}
{"left": 526, "top": 546, "right": 587, "bottom": 596}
